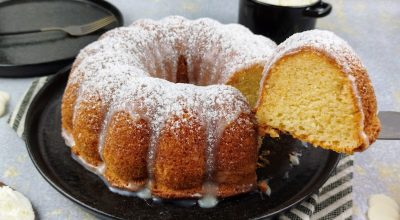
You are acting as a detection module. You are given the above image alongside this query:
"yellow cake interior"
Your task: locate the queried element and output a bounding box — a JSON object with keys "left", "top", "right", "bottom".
{"left": 228, "top": 64, "right": 264, "bottom": 108}
{"left": 256, "top": 50, "right": 365, "bottom": 153}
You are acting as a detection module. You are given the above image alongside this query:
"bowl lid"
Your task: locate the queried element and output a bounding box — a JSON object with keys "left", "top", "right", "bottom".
{"left": 0, "top": 0, "right": 123, "bottom": 78}
{"left": 251, "top": 0, "right": 321, "bottom": 8}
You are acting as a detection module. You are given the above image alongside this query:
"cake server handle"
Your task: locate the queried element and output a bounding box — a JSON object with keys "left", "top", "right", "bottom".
{"left": 377, "top": 111, "right": 400, "bottom": 140}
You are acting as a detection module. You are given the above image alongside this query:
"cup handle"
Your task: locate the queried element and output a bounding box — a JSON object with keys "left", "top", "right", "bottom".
{"left": 303, "top": 1, "right": 332, "bottom": 18}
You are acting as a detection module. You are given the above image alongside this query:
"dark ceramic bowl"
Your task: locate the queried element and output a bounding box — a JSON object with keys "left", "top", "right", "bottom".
{"left": 239, "top": 0, "right": 332, "bottom": 43}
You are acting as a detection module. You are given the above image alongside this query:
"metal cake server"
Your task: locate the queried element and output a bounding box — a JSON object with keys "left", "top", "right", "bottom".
{"left": 378, "top": 111, "right": 400, "bottom": 140}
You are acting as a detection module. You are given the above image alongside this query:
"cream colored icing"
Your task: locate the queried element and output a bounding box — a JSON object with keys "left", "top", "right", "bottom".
{"left": 368, "top": 194, "right": 400, "bottom": 220}
{"left": 256, "top": 0, "right": 318, "bottom": 7}
{"left": 0, "top": 91, "right": 10, "bottom": 117}
{"left": 0, "top": 186, "right": 34, "bottom": 220}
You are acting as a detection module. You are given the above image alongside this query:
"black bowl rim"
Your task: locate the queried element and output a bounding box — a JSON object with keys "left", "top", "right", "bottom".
{"left": 246, "top": 0, "right": 321, "bottom": 9}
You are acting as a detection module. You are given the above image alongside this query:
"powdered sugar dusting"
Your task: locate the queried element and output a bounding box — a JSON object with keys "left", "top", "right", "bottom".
{"left": 106, "top": 77, "right": 250, "bottom": 180}
{"left": 73, "top": 16, "right": 276, "bottom": 86}
{"left": 260, "top": 30, "right": 365, "bottom": 87}
{"left": 64, "top": 16, "right": 274, "bottom": 203}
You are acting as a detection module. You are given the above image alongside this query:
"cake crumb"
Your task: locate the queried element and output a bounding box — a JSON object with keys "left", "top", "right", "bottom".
{"left": 46, "top": 209, "right": 63, "bottom": 216}
{"left": 258, "top": 180, "right": 271, "bottom": 196}
{"left": 289, "top": 152, "right": 301, "bottom": 166}
{"left": 3, "top": 166, "right": 19, "bottom": 178}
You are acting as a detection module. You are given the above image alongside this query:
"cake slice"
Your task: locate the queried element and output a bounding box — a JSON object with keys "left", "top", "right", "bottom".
{"left": 255, "top": 30, "right": 380, "bottom": 154}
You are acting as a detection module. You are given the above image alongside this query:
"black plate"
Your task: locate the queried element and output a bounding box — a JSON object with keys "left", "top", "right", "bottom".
{"left": 0, "top": 0, "right": 123, "bottom": 77}
{"left": 25, "top": 68, "right": 340, "bottom": 219}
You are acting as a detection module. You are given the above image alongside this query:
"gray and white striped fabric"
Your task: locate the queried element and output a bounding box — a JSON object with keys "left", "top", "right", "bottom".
{"left": 8, "top": 76, "right": 354, "bottom": 220}
{"left": 280, "top": 155, "right": 353, "bottom": 220}
{"left": 8, "top": 77, "right": 49, "bottom": 139}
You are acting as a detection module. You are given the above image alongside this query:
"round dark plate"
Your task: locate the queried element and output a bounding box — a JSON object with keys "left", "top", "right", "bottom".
{"left": 0, "top": 0, "right": 123, "bottom": 77}
{"left": 24, "top": 67, "right": 340, "bottom": 220}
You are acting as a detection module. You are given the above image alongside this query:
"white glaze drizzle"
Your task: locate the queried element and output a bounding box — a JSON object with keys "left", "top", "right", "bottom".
{"left": 71, "top": 153, "right": 152, "bottom": 198}
{"left": 257, "top": 29, "right": 369, "bottom": 148}
{"left": 61, "top": 128, "right": 75, "bottom": 147}
{"left": 348, "top": 75, "right": 370, "bottom": 147}
{"left": 109, "top": 186, "right": 152, "bottom": 199}
{"left": 198, "top": 195, "right": 219, "bottom": 208}
{"left": 107, "top": 78, "right": 250, "bottom": 181}
{"left": 64, "top": 16, "right": 276, "bottom": 207}
{"left": 71, "top": 153, "right": 105, "bottom": 175}
{"left": 71, "top": 149, "right": 219, "bottom": 207}
{"left": 0, "top": 91, "right": 10, "bottom": 117}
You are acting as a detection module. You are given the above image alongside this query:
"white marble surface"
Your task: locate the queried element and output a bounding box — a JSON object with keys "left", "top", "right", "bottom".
{"left": 0, "top": 0, "right": 399, "bottom": 219}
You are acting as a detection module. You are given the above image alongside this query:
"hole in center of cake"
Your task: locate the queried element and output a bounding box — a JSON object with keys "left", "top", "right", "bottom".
{"left": 176, "top": 55, "right": 190, "bottom": 83}
{"left": 149, "top": 53, "right": 265, "bottom": 108}
{"left": 149, "top": 54, "right": 219, "bottom": 86}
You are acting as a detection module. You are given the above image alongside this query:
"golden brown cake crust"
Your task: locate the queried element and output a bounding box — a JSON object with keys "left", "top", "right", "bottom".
{"left": 61, "top": 82, "right": 78, "bottom": 136}
{"left": 213, "top": 113, "right": 258, "bottom": 198}
{"left": 340, "top": 49, "right": 381, "bottom": 151}
{"left": 102, "top": 112, "right": 150, "bottom": 190}
{"left": 71, "top": 95, "right": 104, "bottom": 166}
{"left": 60, "top": 16, "right": 273, "bottom": 201}
{"left": 151, "top": 113, "right": 258, "bottom": 199}
{"left": 152, "top": 113, "right": 207, "bottom": 199}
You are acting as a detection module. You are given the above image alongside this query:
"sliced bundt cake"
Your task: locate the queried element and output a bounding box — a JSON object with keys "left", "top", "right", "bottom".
{"left": 256, "top": 30, "right": 380, "bottom": 154}
{"left": 61, "top": 16, "right": 276, "bottom": 203}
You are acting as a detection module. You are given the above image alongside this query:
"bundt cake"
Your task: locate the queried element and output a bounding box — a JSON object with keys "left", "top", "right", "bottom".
{"left": 255, "top": 30, "right": 380, "bottom": 154}
{"left": 61, "top": 16, "right": 276, "bottom": 203}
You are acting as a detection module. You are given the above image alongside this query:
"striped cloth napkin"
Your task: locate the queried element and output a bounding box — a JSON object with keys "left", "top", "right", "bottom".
{"left": 8, "top": 76, "right": 354, "bottom": 220}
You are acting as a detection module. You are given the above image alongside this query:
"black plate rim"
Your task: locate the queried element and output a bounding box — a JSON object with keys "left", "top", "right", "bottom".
{"left": 0, "top": 0, "right": 124, "bottom": 78}
{"left": 24, "top": 67, "right": 341, "bottom": 219}
{"left": 255, "top": 152, "right": 340, "bottom": 219}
